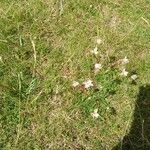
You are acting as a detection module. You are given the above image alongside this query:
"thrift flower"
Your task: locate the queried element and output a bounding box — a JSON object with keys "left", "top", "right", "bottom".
{"left": 83, "top": 79, "right": 94, "bottom": 89}
{"left": 91, "top": 109, "right": 99, "bottom": 119}
{"left": 120, "top": 68, "right": 128, "bottom": 77}
{"left": 72, "top": 81, "right": 79, "bottom": 87}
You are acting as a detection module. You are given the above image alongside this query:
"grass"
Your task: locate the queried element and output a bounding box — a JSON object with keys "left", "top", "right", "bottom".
{"left": 0, "top": 0, "right": 150, "bottom": 149}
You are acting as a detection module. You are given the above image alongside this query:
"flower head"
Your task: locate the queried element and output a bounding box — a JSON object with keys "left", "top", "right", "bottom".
{"left": 131, "top": 74, "right": 137, "bottom": 80}
{"left": 121, "top": 56, "right": 129, "bottom": 65}
{"left": 94, "top": 63, "right": 102, "bottom": 72}
{"left": 83, "top": 79, "right": 94, "bottom": 89}
{"left": 91, "top": 109, "right": 99, "bottom": 119}
{"left": 120, "top": 68, "right": 128, "bottom": 77}
{"left": 72, "top": 81, "right": 79, "bottom": 87}
{"left": 91, "top": 46, "right": 98, "bottom": 55}
{"left": 96, "top": 38, "right": 102, "bottom": 45}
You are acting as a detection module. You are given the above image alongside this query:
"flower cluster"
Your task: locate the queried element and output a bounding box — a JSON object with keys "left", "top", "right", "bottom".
{"left": 71, "top": 38, "right": 138, "bottom": 119}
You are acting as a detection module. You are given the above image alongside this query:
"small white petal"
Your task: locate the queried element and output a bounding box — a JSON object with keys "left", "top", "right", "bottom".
{"left": 72, "top": 81, "right": 79, "bottom": 87}
{"left": 121, "top": 56, "right": 129, "bottom": 65}
{"left": 94, "top": 63, "right": 102, "bottom": 70}
{"left": 131, "top": 74, "right": 137, "bottom": 80}
{"left": 96, "top": 38, "right": 102, "bottom": 44}
{"left": 120, "top": 69, "right": 128, "bottom": 77}
{"left": 91, "top": 46, "right": 98, "bottom": 55}
{"left": 83, "top": 79, "right": 94, "bottom": 89}
{"left": 91, "top": 109, "right": 99, "bottom": 118}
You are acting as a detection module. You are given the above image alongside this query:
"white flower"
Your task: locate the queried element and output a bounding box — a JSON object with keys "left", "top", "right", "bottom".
{"left": 91, "top": 109, "right": 99, "bottom": 119}
{"left": 120, "top": 69, "right": 128, "bottom": 77}
{"left": 91, "top": 46, "right": 98, "bottom": 55}
{"left": 83, "top": 79, "right": 94, "bottom": 89}
{"left": 96, "top": 38, "right": 102, "bottom": 45}
{"left": 121, "top": 56, "right": 129, "bottom": 65}
{"left": 94, "top": 63, "right": 102, "bottom": 72}
{"left": 72, "top": 81, "right": 79, "bottom": 87}
{"left": 131, "top": 74, "right": 137, "bottom": 80}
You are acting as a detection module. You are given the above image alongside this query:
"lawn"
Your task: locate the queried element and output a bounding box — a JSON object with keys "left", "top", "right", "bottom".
{"left": 0, "top": 0, "right": 150, "bottom": 149}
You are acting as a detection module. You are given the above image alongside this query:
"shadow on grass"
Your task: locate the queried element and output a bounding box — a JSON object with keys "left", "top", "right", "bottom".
{"left": 113, "top": 85, "right": 150, "bottom": 150}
